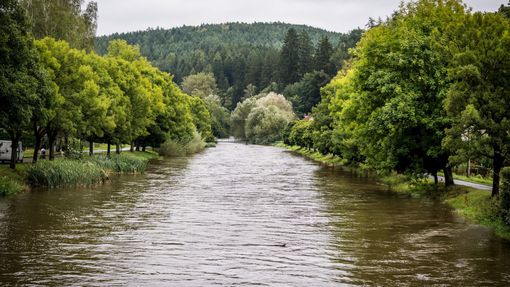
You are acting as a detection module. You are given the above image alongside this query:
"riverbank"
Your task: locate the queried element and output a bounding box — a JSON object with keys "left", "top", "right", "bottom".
{"left": 276, "top": 143, "right": 510, "bottom": 240}
{"left": 0, "top": 151, "right": 158, "bottom": 196}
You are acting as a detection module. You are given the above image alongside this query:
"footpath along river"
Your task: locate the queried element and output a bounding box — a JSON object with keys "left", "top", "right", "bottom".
{"left": 0, "top": 142, "right": 510, "bottom": 286}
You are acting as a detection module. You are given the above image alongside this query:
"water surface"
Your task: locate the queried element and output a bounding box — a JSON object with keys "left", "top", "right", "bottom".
{"left": 1, "top": 143, "right": 509, "bottom": 286}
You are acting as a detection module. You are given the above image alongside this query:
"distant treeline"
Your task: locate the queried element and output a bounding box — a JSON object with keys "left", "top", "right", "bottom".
{"left": 95, "top": 23, "right": 363, "bottom": 110}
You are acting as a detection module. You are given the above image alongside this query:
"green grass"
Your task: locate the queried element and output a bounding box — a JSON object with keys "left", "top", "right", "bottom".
{"left": 1, "top": 151, "right": 159, "bottom": 192}
{"left": 274, "top": 143, "right": 345, "bottom": 166}
{"left": 445, "top": 187, "right": 510, "bottom": 240}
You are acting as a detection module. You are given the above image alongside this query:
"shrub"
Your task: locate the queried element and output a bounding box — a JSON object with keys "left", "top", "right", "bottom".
{"left": 0, "top": 176, "right": 24, "bottom": 196}
{"left": 27, "top": 159, "right": 107, "bottom": 187}
{"left": 158, "top": 131, "right": 205, "bottom": 157}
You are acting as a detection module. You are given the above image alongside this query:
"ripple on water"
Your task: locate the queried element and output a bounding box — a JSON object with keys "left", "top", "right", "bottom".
{"left": 1, "top": 143, "right": 510, "bottom": 286}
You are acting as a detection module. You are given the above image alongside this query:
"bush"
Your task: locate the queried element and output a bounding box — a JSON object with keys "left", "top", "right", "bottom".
{"left": 88, "top": 154, "right": 148, "bottom": 173}
{"left": 0, "top": 176, "right": 24, "bottom": 196}
{"left": 158, "top": 131, "right": 205, "bottom": 157}
{"left": 26, "top": 152, "right": 154, "bottom": 187}
{"left": 27, "top": 159, "right": 107, "bottom": 187}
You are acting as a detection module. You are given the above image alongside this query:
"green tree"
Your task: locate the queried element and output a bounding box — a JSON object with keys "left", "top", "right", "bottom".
{"left": 297, "top": 30, "right": 314, "bottom": 78}
{"left": 314, "top": 36, "right": 335, "bottom": 76}
{"left": 21, "top": 0, "right": 98, "bottom": 50}
{"left": 181, "top": 72, "right": 218, "bottom": 98}
{"left": 279, "top": 28, "right": 300, "bottom": 86}
{"left": 445, "top": 11, "right": 510, "bottom": 196}
{"left": 0, "top": 0, "right": 49, "bottom": 168}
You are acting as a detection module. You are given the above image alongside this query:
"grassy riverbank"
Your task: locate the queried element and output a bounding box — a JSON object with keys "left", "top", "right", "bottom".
{"left": 0, "top": 151, "right": 158, "bottom": 195}
{"left": 277, "top": 143, "right": 510, "bottom": 240}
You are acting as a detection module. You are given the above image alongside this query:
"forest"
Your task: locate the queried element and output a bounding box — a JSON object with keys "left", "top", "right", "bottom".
{"left": 95, "top": 22, "right": 363, "bottom": 110}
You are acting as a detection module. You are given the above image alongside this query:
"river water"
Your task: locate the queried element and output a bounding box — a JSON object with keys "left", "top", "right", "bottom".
{"left": 1, "top": 143, "right": 509, "bottom": 286}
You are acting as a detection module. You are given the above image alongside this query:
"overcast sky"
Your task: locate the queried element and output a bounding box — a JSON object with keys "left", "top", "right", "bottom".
{"left": 94, "top": 0, "right": 505, "bottom": 35}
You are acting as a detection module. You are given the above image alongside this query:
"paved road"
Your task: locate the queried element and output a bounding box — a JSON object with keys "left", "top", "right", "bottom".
{"left": 437, "top": 175, "right": 492, "bottom": 191}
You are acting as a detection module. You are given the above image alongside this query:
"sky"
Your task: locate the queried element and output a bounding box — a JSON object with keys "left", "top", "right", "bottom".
{"left": 94, "top": 0, "right": 505, "bottom": 35}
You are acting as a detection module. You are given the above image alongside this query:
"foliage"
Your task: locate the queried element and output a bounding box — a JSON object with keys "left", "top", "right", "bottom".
{"left": 0, "top": 0, "right": 50, "bottom": 168}
{"left": 0, "top": 176, "right": 24, "bottom": 196}
{"left": 21, "top": 0, "right": 98, "bottom": 50}
{"left": 204, "top": 95, "right": 231, "bottom": 138}
{"left": 233, "top": 92, "right": 295, "bottom": 144}
{"left": 27, "top": 158, "right": 107, "bottom": 187}
{"left": 181, "top": 72, "right": 218, "bottom": 98}
{"left": 26, "top": 152, "right": 155, "bottom": 187}
{"left": 158, "top": 131, "right": 205, "bottom": 157}
{"left": 283, "top": 70, "right": 330, "bottom": 116}
{"left": 444, "top": 10, "right": 510, "bottom": 196}
{"left": 95, "top": 23, "right": 363, "bottom": 109}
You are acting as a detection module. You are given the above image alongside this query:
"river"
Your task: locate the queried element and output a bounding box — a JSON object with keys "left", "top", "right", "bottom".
{"left": 1, "top": 143, "right": 509, "bottom": 286}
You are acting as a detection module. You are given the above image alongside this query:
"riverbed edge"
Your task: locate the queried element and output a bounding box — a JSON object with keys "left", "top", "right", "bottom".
{"left": 275, "top": 143, "right": 510, "bottom": 240}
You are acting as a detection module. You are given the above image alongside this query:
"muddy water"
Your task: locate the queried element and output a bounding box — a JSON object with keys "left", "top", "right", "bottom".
{"left": 0, "top": 143, "right": 509, "bottom": 286}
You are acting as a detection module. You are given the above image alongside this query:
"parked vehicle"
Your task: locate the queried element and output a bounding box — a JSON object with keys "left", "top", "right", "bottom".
{"left": 0, "top": 140, "right": 23, "bottom": 163}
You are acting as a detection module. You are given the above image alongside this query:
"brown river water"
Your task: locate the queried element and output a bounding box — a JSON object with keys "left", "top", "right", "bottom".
{"left": 1, "top": 142, "right": 510, "bottom": 286}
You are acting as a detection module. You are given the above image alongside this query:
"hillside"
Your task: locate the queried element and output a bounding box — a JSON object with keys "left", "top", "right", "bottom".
{"left": 95, "top": 22, "right": 363, "bottom": 108}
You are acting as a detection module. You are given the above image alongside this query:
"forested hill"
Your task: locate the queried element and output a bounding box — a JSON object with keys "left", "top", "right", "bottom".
{"left": 95, "top": 22, "right": 362, "bottom": 109}
{"left": 96, "top": 22, "right": 345, "bottom": 52}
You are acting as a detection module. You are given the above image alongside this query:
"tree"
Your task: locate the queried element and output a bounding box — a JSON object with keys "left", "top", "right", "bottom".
{"left": 325, "top": 0, "right": 468, "bottom": 186}
{"left": 21, "top": 0, "right": 98, "bottom": 50}
{"left": 314, "top": 36, "right": 335, "bottom": 76}
{"left": 204, "top": 95, "right": 231, "bottom": 138}
{"left": 279, "top": 28, "right": 300, "bottom": 86}
{"left": 297, "top": 30, "right": 314, "bottom": 78}
{"left": 0, "top": 0, "right": 49, "bottom": 168}
{"left": 283, "top": 70, "right": 330, "bottom": 116}
{"left": 181, "top": 72, "right": 218, "bottom": 98}
{"left": 445, "top": 11, "right": 510, "bottom": 196}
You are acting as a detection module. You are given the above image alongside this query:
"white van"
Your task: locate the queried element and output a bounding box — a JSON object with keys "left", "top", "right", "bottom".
{"left": 0, "top": 140, "right": 24, "bottom": 163}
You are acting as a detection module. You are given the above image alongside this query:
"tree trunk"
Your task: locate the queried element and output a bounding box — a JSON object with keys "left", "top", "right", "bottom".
{"left": 142, "top": 146, "right": 146, "bottom": 152}
{"left": 48, "top": 130, "right": 56, "bottom": 161}
{"left": 116, "top": 143, "right": 120, "bottom": 154}
{"left": 107, "top": 142, "right": 111, "bottom": 158}
{"left": 433, "top": 171, "right": 438, "bottom": 185}
{"left": 32, "top": 122, "right": 44, "bottom": 164}
{"left": 130, "top": 141, "right": 134, "bottom": 152}
{"left": 443, "top": 166, "right": 454, "bottom": 187}
{"left": 89, "top": 140, "right": 94, "bottom": 156}
{"left": 9, "top": 132, "right": 20, "bottom": 169}
{"left": 135, "top": 143, "right": 140, "bottom": 151}
{"left": 492, "top": 151, "right": 504, "bottom": 197}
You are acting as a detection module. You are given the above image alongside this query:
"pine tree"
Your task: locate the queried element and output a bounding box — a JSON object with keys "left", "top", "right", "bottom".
{"left": 297, "top": 30, "right": 313, "bottom": 78}
{"left": 279, "top": 28, "right": 300, "bottom": 86}
{"left": 314, "top": 36, "right": 335, "bottom": 76}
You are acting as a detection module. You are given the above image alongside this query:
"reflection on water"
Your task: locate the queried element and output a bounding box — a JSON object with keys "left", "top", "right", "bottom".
{"left": 0, "top": 143, "right": 509, "bottom": 286}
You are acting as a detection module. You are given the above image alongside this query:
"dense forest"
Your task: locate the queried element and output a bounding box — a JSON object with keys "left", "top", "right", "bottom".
{"left": 95, "top": 23, "right": 363, "bottom": 110}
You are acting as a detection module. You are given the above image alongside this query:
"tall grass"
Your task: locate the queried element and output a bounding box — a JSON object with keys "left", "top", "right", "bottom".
{"left": 158, "top": 131, "right": 205, "bottom": 157}
{"left": 0, "top": 176, "right": 24, "bottom": 196}
{"left": 27, "top": 159, "right": 107, "bottom": 187}
{"left": 26, "top": 152, "right": 156, "bottom": 188}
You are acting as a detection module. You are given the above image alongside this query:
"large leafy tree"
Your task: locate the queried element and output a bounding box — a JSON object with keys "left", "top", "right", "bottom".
{"left": 0, "top": 0, "right": 49, "bottom": 168}
{"left": 329, "top": 0, "right": 467, "bottom": 185}
{"left": 444, "top": 11, "right": 510, "bottom": 196}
